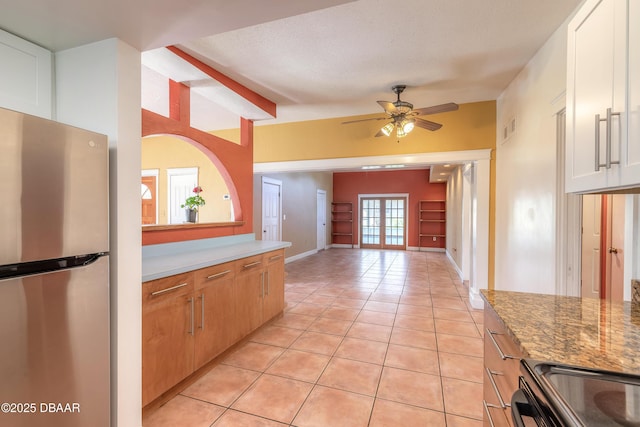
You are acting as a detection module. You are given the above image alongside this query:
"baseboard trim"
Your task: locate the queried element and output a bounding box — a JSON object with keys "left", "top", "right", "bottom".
{"left": 407, "top": 246, "right": 445, "bottom": 252}
{"left": 284, "top": 249, "right": 318, "bottom": 264}
{"left": 446, "top": 250, "right": 464, "bottom": 280}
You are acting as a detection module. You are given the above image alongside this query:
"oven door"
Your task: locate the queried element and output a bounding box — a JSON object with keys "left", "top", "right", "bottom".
{"left": 511, "top": 378, "right": 562, "bottom": 427}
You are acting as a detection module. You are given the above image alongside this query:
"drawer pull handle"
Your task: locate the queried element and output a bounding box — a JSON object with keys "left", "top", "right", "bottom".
{"left": 485, "top": 368, "right": 510, "bottom": 409}
{"left": 243, "top": 261, "right": 262, "bottom": 269}
{"left": 206, "top": 269, "right": 232, "bottom": 280}
{"left": 151, "top": 282, "right": 188, "bottom": 297}
{"left": 269, "top": 254, "right": 283, "bottom": 261}
{"left": 483, "top": 400, "right": 499, "bottom": 427}
{"left": 486, "top": 328, "right": 517, "bottom": 360}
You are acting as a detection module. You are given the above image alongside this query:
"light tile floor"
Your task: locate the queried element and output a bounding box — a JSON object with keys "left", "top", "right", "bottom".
{"left": 143, "top": 249, "right": 485, "bottom": 427}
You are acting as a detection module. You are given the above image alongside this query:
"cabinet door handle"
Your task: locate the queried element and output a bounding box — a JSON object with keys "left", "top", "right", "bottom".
{"left": 595, "top": 109, "right": 621, "bottom": 171}
{"left": 269, "top": 254, "right": 283, "bottom": 262}
{"left": 266, "top": 271, "right": 270, "bottom": 296}
{"left": 199, "top": 293, "right": 205, "bottom": 330}
{"left": 243, "top": 261, "right": 262, "bottom": 269}
{"left": 486, "top": 329, "right": 517, "bottom": 360}
{"left": 595, "top": 113, "right": 602, "bottom": 171}
{"left": 605, "top": 108, "right": 621, "bottom": 169}
{"left": 485, "top": 368, "right": 510, "bottom": 409}
{"left": 150, "top": 282, "right": 188, "bottom": 297}
{"left": 188, "top": 297, "right": 195, "bottom": 336}
{"left": 206, "top": 270, "right": 231, "bottom": 280}
{"left": 260, "top": 271, "right": 265, "bottom": 298}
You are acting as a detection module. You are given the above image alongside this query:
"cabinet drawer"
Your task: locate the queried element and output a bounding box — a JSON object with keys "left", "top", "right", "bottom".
{"left": 143, "top": 272, "right": 194, "bottom": 306}
{"left": 264, "top": 249, "right": 285, "bottom": 265}
{"left": 236, "top": 253, "right": 264, "bottom": 275}
{"left": 483, "top": 399, "right": 511, "bottom": 427}
{"left": 485, "top": 310, "right": 522, "bottom": 358}
{"left": 194, "top": 261, "right": 236, "bottom": 289}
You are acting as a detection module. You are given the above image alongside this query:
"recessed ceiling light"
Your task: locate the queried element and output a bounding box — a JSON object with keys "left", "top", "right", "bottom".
{"left": 384, "top": 164, "right": 405, "bottom": 169}
{"left": 362, "top": 165, "right": 382, "bottom": 170}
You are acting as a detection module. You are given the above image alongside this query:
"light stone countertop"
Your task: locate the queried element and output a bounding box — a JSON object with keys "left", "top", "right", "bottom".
{"left": 481, "top": 289, "right": 640, "bottom": 374}
{"left": 142, "top": 234, "right": 291, "bottom": 282}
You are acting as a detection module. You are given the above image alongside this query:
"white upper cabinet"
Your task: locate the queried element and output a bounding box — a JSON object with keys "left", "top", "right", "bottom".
{"left": 0, "top": 30, "right": 52, "bottom": 119}
{"left": 566, "top": 0, "right": 640, "bottom": 193}
{"left": 626, "top": 0, "right": 640, "bottom": 181}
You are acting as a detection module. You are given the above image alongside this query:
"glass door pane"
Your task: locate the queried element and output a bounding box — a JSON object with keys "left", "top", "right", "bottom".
{"left": 385, "top": 199, "right": 404, "bottom": 246}
{"left": 361, "top": 199, "right": 380, "bottom": 245}
{"left": 360, "top": 197, "right": 406, "bottom": 249}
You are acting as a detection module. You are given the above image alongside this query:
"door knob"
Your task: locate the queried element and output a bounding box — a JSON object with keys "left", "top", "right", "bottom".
{"left": 608, "top": 247, "right": 619, "bottom": 254}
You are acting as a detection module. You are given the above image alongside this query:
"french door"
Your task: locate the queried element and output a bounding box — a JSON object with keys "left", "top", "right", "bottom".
{"left": 360, "top": 196, "right": 406, "bottom": 250}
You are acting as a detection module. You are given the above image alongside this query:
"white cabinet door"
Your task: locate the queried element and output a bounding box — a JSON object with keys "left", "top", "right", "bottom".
{"left": 566, "top": 0, "right": 627, "bottom": 193}
{"left": 625, "top": 1, "right": 640, "bottom": 183}
{"left": 0, "top": 30, "right": 52, "bottom": 118}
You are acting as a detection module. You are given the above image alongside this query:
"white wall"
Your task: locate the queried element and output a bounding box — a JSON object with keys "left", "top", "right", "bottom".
{"left": 494, "top": 19, "right": 570, "bottom": 294}
{"left": 56, "top": 39, "right": 142, "bottom": 427}
{"left": 446, "top": 166, "right": 464, "bottom": 276}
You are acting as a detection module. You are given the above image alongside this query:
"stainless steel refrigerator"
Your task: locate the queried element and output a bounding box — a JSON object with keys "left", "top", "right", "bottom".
{"left": 0, "top": 107, "right": 110, "bottom": 427}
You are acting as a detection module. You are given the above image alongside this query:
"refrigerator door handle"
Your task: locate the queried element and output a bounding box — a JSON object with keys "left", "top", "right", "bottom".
{"left": 0, "top": 252, "right": 108, "bottom": 280}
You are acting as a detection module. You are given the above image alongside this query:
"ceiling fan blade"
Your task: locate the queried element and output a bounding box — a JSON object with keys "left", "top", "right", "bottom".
{"left": 377, "top": 100, "right": 398, "bottom": 115}
{"left": 414, "top": 102, "right": 459, "bottom": 115}
{"left": 414, "top": 118, "right": 443, "bottom": 131}
{"left": 342, "top": 117, "right": 388, "bottom": 124}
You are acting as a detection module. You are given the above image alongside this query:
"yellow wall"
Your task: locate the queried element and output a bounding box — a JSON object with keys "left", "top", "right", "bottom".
{"left": 141, "top": 135, "right": 233, "bottom": 224}
{"left": 254, "top": 101, "right": 496, "bottom": 161}
{"left": 253, "top": 100, "right": 496, "bottom": 287}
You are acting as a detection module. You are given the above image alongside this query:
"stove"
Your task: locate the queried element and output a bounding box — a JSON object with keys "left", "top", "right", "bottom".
{"left": 512, "top": 359, "right": 640, "bottom": 426}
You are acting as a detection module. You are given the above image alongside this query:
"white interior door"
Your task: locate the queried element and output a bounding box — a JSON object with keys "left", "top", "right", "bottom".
{"left": 167, "top": 167, "right": 198, "bottom": 224}
{"left": 581, "top": 194, "right": 601, "bottom": 298}
{"left": 317, "top": 190, "right": 327, "bottom": 251}
{"left": 606, "top": 194, "right": 625, "bottom": 302}
{"left": 262, "top": 177, "right": 282, "bottom": 241}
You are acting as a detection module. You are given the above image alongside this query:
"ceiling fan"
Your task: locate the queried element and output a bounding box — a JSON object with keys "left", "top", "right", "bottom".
{"left": 342, "top": 85, "right": 459, "bottom": 138}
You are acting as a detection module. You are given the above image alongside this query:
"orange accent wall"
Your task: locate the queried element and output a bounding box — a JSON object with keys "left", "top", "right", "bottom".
{"left": 333, "top": 169, "right": 446, "bottom": 248}
{"left": 142, "top": 81, "right": 254, "bottom": 245}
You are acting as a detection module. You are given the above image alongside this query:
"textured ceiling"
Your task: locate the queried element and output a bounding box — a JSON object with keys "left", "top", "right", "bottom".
{"left": 3, "top": 0, "right": 582, "bottom": 172}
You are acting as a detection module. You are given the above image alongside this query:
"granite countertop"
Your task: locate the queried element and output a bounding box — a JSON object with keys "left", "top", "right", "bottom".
{"left": 142, "top": 234, "right": 291, "bottom": 282}
{"left": 481, "top": 289, "right": 640, "bottom": 375}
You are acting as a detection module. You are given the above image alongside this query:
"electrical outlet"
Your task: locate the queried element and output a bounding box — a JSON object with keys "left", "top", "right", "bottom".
{"left": 432, "top": 236, "right": 436, "bottom": 241}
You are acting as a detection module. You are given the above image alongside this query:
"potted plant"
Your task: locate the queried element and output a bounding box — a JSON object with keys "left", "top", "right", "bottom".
{"left": 181, "top": 186, "right": 205, "bottom": 222}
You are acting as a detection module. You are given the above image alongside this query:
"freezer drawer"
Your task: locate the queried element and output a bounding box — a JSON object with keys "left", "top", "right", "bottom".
{"left": 0, "top": 255, "right": 109, "bottom": 427}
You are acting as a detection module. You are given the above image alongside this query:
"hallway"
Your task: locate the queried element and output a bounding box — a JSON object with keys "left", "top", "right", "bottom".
{"left": 144, "top": 249, "right": 485, "bottom": 426}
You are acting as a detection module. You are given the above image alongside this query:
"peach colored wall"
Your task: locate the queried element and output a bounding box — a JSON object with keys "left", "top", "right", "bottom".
{"left": 333, "top": 169, "right": 446, "bottom": 248}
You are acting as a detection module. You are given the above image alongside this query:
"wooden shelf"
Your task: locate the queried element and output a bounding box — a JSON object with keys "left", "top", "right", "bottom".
{"left": 418, "top": 200, "right": 446, "bottom": 250}
{"left": 331, "top": 202, "right": 354, "bottom": 247}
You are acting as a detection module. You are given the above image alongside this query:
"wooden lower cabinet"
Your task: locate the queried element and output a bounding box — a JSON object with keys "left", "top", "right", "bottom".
{"left": 142, "top": 250, "right": 286, "bottom": 407}
{"left": 142, "top": 272, "right": 195, "bottom": 407}
{"left": 235, "top": 253, "right": 265, "bottom": 338}
{"left": 263, "top": 250, "right": 285, "bottom": 321}
{"left": 193, "top": 261, "right": 236, "bottom": 370}
{"left": 483, "top": 305, "right": 525, "bottom": 427}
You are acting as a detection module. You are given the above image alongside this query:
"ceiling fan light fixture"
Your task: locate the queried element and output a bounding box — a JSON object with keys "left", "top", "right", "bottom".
{"left": 396, "top": 126, "right": 407, "bottom": 138}
{"left": 401, "top": 119, "right": 415, "bottom": 133}
{"left": 380, "top": 122, "right": 395, "bottom": 137}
